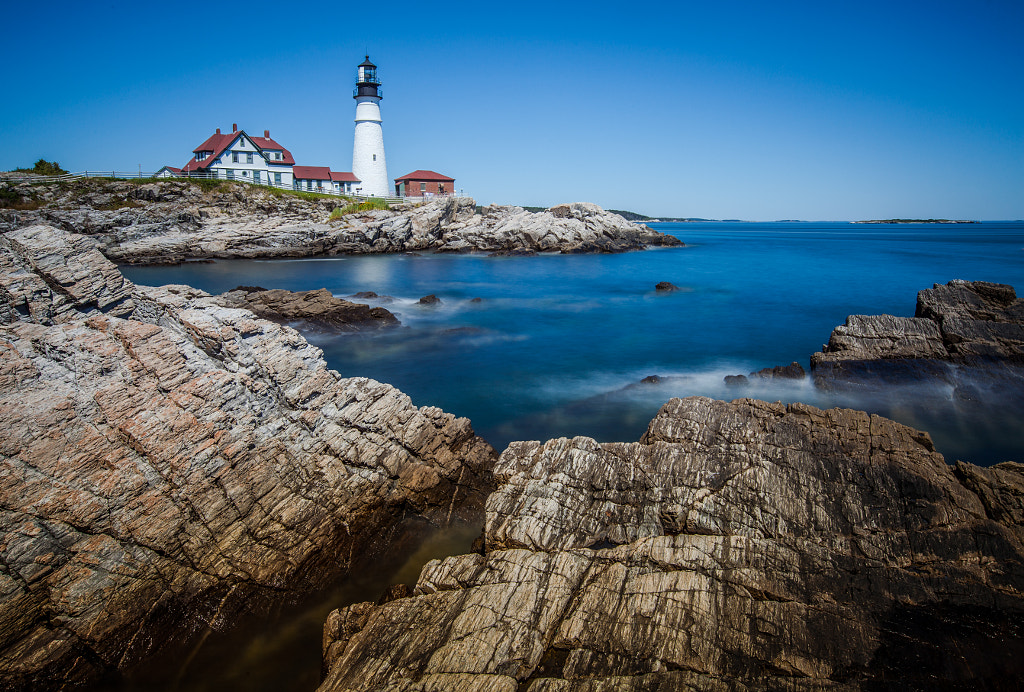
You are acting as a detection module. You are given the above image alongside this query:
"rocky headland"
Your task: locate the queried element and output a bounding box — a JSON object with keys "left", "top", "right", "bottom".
{"left": 319, "top": 396, "right": 1024, "bottom": 691}
{"left": 0, "top": 179, "right": 682, "bottom": 263}
{"left": 0, "top": 225, "right": 496, "bottom": 689}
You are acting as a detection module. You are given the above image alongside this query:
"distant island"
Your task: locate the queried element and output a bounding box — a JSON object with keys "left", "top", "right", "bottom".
{"left": 854, "top": 218, "right": 978, "bottom": 224}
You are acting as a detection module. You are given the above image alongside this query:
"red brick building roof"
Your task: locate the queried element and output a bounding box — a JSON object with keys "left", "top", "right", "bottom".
{"left": 395, "top": 170, "right": 454, "bottom": 182}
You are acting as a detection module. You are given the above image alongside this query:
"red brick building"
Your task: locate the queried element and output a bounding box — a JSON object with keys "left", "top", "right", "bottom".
{"left": 394, "top": 170, "right": 455, "bottom": 197}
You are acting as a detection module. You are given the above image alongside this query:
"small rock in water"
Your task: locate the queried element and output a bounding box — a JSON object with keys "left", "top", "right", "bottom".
{"left": 470, "top": 297, "right": 483, "bottom": 303}
{"left": 640, "top": 375, "right": 662, "bottom": 384}
{"left": 751, "top": 362, "right": 806, "bottom": 380}
{"left": 724, "top": 374, "right": 749, "bottom": 386}
{"left": 418, "top": 294, "right": 441, "bottom": 305}
{"left": 655, "top": 281, "right": 680, "bottom": 292}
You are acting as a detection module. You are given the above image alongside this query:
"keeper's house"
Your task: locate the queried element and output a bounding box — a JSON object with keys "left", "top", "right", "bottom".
{"left": 394, "top": 170, "right": 455, "bottom": 197}
{"left": 181, "top": 124, "right": 296, "bottom": 187}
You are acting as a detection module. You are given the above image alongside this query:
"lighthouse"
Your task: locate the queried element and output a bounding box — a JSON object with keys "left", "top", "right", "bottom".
{"left": 351, "top": 56, "right": 389, "bottom": 197}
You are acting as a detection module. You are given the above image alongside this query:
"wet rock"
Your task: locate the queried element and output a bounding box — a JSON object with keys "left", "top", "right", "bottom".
{"left": 750, "top": 361, "right": 806, "bottom": 380}
{"left": 319, "top": 397, "right": 1024, "bottom": 691}
{"left": 0, "top": 226, "right": 497, "bottom": 689}
{"left": 724, "top": 374, "right": 748, "bottom": 386}
{"left": 418, "top": 294, "right": 441, "bottom": 305}
{"left": 655, "top": 281, "right": 680, "bottom": 292}
{"left": 811, "top": 280, "right": 1024, "bottom": 390}
{"left": 217, "top": 286, "right": 399, "bottom": 332}
{"left": 639, "top": 375, "right": 661, "bottom": 384}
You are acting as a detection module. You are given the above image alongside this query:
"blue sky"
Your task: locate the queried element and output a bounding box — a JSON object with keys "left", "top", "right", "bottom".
{"left": 3, "top": 1, "right": 1022, "bottom": 220}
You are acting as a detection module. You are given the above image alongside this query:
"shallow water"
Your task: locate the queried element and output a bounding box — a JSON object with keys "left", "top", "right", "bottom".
{"left": 123, "top": 221, "right": 1024, "bottom": 466}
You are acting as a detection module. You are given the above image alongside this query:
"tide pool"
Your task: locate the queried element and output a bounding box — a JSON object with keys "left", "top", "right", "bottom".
{"left": 122, "top": 221, "right": 1024, "bottom": 466}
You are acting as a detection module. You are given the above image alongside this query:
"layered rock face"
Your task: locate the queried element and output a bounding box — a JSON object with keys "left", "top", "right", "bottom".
{"left": 0, "top": 179, "right": 681, "bottom": 263}
{"left": 320, "top": 396, "right": 1024, "bottom": 691}
{"left": 215, "top": 286, "right": 400, "bottom": 332}
{"left": 0, "top": 225, "right": 496, "bottom": 688}
{"left": 811, "top": 280, "right": 1024, "bottom": 389}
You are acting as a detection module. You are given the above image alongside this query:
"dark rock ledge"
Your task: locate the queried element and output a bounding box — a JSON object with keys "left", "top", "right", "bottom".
{"left": 216, "top": 286, "right": 400, "bottom": 332}
{"left": 811, "top": 280, "right": 1024, "bottom": 388}
{"left": 319, "top": 396, "right": 1024, "bottom": 691}
{"left": 0, "top": 225, "right": 497, "bottom": 689}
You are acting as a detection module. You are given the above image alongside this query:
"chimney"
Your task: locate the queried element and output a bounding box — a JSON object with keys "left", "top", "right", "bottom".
{"left": 216, "top": 128, "right": 221, "bottom": 135}
{"left": 264, "top": 129, "right": 270, "bottom": 138}
{"left": 232, "top": 123, "right": 238, "bottom": 132}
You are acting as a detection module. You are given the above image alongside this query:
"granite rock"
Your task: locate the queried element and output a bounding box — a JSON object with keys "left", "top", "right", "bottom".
{"left": 0, "top": 225, "right": 497, "bottom": 688}
{"left": 319, "top": 397, "right": 1024, "bottom": 691}
{"left": 1, "top": 179, "right": 682, "bottom": 262}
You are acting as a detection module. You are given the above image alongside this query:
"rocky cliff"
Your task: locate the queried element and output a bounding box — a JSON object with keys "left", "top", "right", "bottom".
{"left": 0, "top": 179, "right": 682, "bottom": 263}
{"left": 0, "top": 225, "right": 497, "bottom": 689}
{"left": 319, "top": 396, "right": 1024, "bottom": 691}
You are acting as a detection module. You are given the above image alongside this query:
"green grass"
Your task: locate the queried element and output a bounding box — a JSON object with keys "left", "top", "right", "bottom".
{"left": 330, "top": 197, "right": 390, "bottom": 220}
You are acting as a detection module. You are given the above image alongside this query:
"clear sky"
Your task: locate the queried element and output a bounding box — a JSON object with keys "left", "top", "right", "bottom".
{"left": 3, "top": 0, "right": 1022, "bottom": 220}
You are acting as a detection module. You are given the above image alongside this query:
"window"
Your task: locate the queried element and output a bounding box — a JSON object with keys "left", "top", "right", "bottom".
{"left": 276, "top": 152, "right": 282, "bottom": 160}
{"left": 420, "top": 182, "right": 426, "bottom": 192}
{"left": 274, "top": 172, "right": 281, "bottom": 185}
{"left": 307, "top": 180, "right": 312, "bottom": 191}
{"left": 232, "top": 152, "right": 239, "bottom": 163}
{"left": 227, "top": 169, "right": 235, "bottom": 180}
{"left": 373, "top": 154, "right": 376, "bottom": 161}
{"left": 254, "top": 171, "right": 261, "bottom": 183}
{"left": 246, "top": 153, "right": 253, "bottom": 164}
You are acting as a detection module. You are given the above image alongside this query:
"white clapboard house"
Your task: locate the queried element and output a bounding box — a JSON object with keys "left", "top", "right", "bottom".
{"left": 180, "top": 124, "right": 296, "bottom": 188}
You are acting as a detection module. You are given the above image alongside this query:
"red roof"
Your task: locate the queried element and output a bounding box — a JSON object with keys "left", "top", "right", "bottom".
{"left": 330, "top": 171, "right": 360, "bottom": 182}
{"left": 182, "top": 127, "right": 295, "bottom": 172}
{"left": 293, "top": 166, "right": 332, "bottom": 180}
{"left": 395, "top": 169, "right": 454, "bottom": 182}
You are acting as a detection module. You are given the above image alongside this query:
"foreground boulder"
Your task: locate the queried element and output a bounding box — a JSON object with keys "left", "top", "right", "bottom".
{"left": 0, "top": 225, "right": 496, "bottom": 688}
{"left": 0, "top": 179, "right": 682, "bottom": 262}
{"left": 320, "top": 396, "right": 1024, "bottom": 691}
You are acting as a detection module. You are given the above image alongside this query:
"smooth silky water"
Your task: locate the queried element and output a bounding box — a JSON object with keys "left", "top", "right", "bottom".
{"left": 116, "top": 221, "right": 1024, "bottom": 689}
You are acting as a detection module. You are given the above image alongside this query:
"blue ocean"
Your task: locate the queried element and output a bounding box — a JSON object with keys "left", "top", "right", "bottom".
{"left": 122, "top": 221, "right": 1024, "bottom": 467}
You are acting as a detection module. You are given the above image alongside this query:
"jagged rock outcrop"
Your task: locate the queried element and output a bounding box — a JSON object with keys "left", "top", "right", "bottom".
{"left": 319, "top": 396, "right": 1024, "bottom": 691}
{"left": 812, "top": 281, "right": 1024, "bottom": 377}
{"left": 810, "top": 281, "right": 1024, "bottom": 410}
{"left": 0, "top": 179, "right": 682, "bottom": 263}
{"left": 215, "top": 286, "right": 399, "bottom": 332}
{"left": 0, "top": 225, "right": 497, "bottom": 689}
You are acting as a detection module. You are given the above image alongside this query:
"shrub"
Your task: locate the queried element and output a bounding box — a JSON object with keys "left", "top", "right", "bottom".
{"left": 27, "top": 159, "right": 68, "bottom": 176}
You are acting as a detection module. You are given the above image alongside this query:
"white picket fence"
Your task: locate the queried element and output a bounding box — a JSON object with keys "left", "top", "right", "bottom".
{"left": 1, "top": 170, "right": 464, "bottom": 205}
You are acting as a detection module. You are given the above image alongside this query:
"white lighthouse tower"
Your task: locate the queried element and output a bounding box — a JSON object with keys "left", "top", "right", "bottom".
{"left": 351, "top": 56, "right": 389, "bottom": 197}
